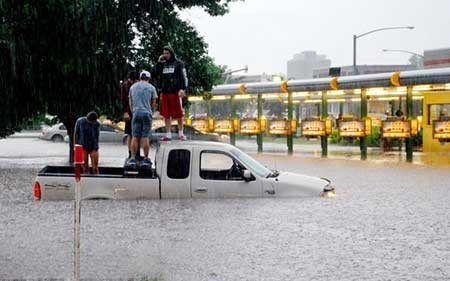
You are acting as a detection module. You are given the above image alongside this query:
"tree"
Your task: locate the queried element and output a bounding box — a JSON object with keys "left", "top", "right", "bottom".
{"left": 408, "top": 54, "right": 424, "bottom": 69}
{"left": 1, "top": 0, "right": 237, "bottom": 160}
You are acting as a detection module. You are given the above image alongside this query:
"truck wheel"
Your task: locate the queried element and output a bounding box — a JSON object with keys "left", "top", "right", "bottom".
{"left": 52, "top": 135, "right": 64, "bottom": 142}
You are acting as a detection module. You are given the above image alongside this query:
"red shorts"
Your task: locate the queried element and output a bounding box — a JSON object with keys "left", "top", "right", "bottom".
{"left": 160, "top": 93, "right": 184, "bottom": 119}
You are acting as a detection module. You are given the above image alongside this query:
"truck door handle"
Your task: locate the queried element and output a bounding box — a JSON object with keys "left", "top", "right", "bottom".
{"left": 194, "top": 188, "right": 208, "bottom": 193}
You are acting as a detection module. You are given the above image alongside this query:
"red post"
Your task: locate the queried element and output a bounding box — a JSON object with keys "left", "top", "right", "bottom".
{"left": 73, "top": 144, "right": 83, "bottom": 280}
{"left": 74, "top": 144, "right": 83, "bottom": 182}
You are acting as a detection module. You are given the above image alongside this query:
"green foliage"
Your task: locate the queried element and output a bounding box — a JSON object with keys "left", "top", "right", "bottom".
{"left": 329, "top": 127, "right": 382, "bottom": 147}
{"left": 328, "top": 129, "right": 357, "bottom": 146}
{"left": 329, "top": 129, "right": 340, "bottom": 144}
{"left": 367, "top": 127, "right": 381, "bottom": 147}
{"left": 20, "top": 112, "right": 58, "bottom": 130}
{"left": 0, "top": 0, "right": 234, "bottom": 138}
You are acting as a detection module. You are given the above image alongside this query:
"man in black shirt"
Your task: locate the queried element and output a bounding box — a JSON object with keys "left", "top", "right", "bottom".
{"left": 152, "top": 46, "right": 188, "bottom": 141}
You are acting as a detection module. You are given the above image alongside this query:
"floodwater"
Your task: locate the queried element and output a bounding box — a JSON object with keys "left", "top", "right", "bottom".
{"left": 1, "top": 136, "right": 450, "bottom": 280}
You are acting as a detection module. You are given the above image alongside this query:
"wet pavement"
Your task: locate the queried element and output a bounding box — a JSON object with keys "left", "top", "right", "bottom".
{"left": 1, "top": 136, "right": 450, "bottom": 280}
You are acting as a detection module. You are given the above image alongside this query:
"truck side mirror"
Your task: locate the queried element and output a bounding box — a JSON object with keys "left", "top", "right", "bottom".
{"left": 242, "top": 169, "right": 255, "bottom": 182}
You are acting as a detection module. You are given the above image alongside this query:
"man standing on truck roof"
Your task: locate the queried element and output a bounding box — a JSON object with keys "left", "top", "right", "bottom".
{"left": 120, "top": 71, "right": 140, "bottom": 158}
{"left": 151, "top": 46, "right": 188, "bottom": 141}
{"left": 127, "top": 70, "right": 158, "bottom": 168}
{"left": 74, "top": 111, "right": 100, "bottom": 174}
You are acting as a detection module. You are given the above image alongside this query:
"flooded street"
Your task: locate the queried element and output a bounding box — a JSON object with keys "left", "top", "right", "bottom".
{"left": 1, "top": 136, "right": 450, "bottom": 280}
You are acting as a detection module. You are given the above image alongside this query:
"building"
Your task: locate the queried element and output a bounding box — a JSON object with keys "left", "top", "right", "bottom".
{"left": 424, "top": 48, "right": 450, "bottom": 69}
{"left": 287, "top": 51, "right": 331, "bottom": 80}
{"left": 313, "top": 64, "right": 416, "bottom": 78}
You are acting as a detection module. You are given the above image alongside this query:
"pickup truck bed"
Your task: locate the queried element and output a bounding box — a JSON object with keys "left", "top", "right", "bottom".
{"left": 36, "top": 166, "right": 160, "bottom": 200}
{"left": 38, "top": 166, "right": 156, "bottom": 178}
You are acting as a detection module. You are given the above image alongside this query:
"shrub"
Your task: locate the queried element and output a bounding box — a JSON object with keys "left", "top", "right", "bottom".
{"left": 367, "top": 126, "right": 381, "bottom": 147}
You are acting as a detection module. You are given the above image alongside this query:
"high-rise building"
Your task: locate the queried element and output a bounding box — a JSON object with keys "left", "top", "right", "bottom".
{"left": 287, "top": 51, "right": 331, "bottom": 80}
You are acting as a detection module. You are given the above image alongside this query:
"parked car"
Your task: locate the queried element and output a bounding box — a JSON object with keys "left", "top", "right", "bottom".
{"left": 97, "top": 123, "right": 126, "bottom": 143}
{"left": 41, "top": 123, "right": 126, "bottom": 143}
{"left": 149, "top": 124, "right": 230, "bottom": 143}
{"left": 40, "top": 123, "right": 67, "bottom": 142}
{"left": 33, "top": 141, "right": 335, "bottom": 200}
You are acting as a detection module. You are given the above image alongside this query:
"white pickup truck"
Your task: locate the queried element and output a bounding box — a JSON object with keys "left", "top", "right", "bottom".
{"left": 34, "top": 141, "right": 335, "bottom": 200}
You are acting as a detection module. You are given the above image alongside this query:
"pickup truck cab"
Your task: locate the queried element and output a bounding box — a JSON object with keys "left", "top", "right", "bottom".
{"left": 34, "top": 141, "right": 335, "bottom": 200}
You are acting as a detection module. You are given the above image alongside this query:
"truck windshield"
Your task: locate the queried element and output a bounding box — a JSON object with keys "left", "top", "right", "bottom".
{"left": 229, "top": 148, "right": 271, "bottom": 178}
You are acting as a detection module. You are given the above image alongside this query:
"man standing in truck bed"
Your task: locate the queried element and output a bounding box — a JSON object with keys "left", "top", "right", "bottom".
{"left": 152, "top": 46, "right": 188, "bottom": 141}
{"left": 127, "top": 70, "right": 158, "bottom": 168}
{"left": 74, "top": 111, "right": 100, "bottom": 174}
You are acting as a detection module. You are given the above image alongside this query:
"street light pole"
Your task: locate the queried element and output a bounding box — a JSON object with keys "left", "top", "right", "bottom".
{"left": 382, "top": 49, "right": 424, "bottom": 58}
{"left": 353, "top": 26, "right": 414, "bottom": 75}
{"left": 353, "top": 35, "right": 358, "bottom": 75}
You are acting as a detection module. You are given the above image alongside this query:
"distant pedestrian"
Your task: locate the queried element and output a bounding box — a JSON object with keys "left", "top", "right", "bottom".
{"left": 120, "top": 71, "right": 140, "bottom": 158}
{"left": 337, "top": 113, "right": 343, "bottom": 128}
{"left": 74, "top": 111, "right": 100, "bottom": 174}
{"left": 152, "top": 46, "right": 188, "bottom": 141}
{"left": 127, "top": 71, "right": 158, "bottom": 168}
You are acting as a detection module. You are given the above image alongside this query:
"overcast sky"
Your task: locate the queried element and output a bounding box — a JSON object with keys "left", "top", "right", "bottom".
{"left": 180, "top": 0, "right": 450, "bottom": 75}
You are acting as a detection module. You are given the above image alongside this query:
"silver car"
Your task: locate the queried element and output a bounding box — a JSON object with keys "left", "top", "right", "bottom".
{"left": 149, "top": 125, "right": 230, "bottom": 144}
{"left": 40, "top": 123, "right": 67, "bottom": 142}
{"left": 41, "top": 123, "right": 126, "bottom": 143}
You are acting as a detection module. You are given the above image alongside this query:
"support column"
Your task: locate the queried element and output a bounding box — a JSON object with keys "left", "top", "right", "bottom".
{"left": 405, "top": 86, "right": 413, "bottom": 162}
{"left": 257, "top": 94, "right": 263, "bottom": 152}
{"left": 360, "top": 88, "right": 368, "bottom": 160}
{"left": 398, "top": 96, "right": 403, "bottom": 152}
{"left": 321, "top": 91, "right": 328, "bottom": 157}
{"left": 230, "top": 96, "right": 237, "bottom": 146}
{"left": 295, "top": 103, "right": 301, "bottom": 138}
{"left": 287, "top": 92, "right": 294, "bottom": 155}
{"left": 206, "top": 99, "right": 212, "bottom": 118}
